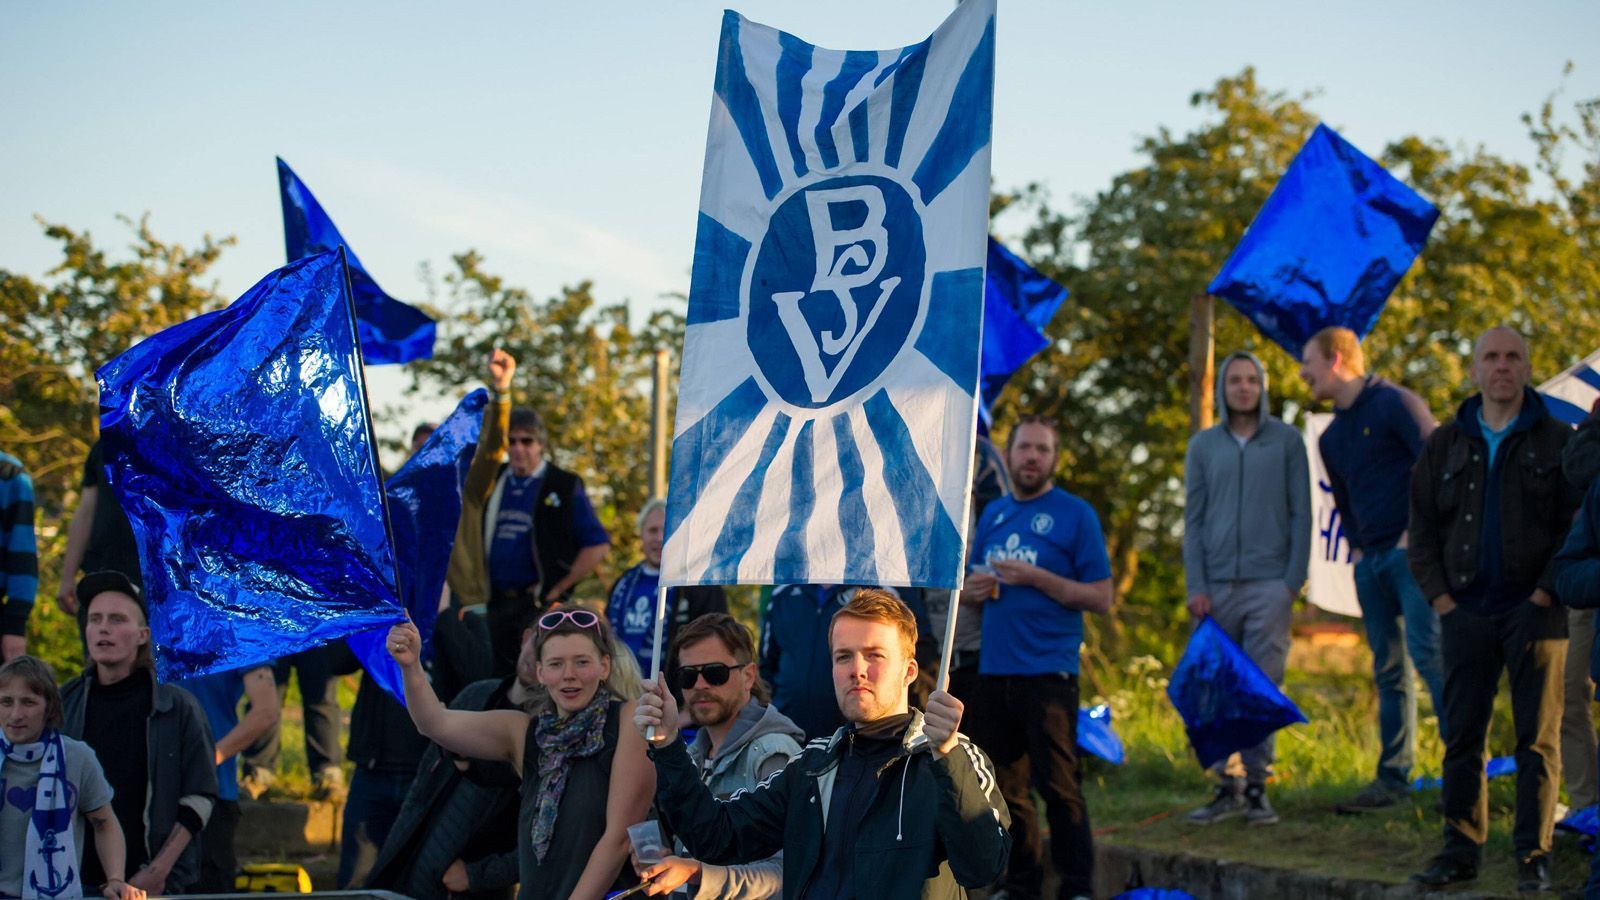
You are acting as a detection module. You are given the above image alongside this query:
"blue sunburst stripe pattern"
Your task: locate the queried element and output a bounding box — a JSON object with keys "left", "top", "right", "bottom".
{"left": 1540, "top": 349, "right": 1600, "bottom": 427}
{"left": 663, "top": 0, "right": 995, "bottom": 589}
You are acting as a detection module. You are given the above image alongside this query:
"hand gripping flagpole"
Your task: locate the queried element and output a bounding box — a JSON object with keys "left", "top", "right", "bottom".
{"left": 647, "top": 582, "right": 671, "bottom": 742}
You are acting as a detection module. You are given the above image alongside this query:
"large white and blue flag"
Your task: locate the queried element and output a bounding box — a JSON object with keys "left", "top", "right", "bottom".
{"left": 662, "top": 0, "right": 996, "bottom": 590}
{"left": 1540, "top": 348, "right": 1600, "bottom": 426}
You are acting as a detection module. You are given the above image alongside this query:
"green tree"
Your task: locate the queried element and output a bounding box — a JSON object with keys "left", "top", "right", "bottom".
{"left": 0, "top": 215, "right": 234, "bottom": 675}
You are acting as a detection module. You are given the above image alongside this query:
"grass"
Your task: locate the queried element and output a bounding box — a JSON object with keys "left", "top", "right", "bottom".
{"left": 1082, "top": 640, "right": 1595, "bottom": 896}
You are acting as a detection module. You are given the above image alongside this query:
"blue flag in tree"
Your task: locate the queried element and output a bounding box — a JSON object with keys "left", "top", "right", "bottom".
{"left": 1166, "top": 617, "right": 1307, "bottom": 768}
{"left": 96, "top": 250, "right": 407, "bottom": 681}
{"left": 347, "top": 388, "right": 487, "bottom": 703}
{"left": 980, "top": 238, "right": 1068, "bottom": 432}
{"left": 278, "top": 157, "right": 436, "bottom": 365}
{"left": 1207, "top": 124, "right": 1439, "bottom": 359}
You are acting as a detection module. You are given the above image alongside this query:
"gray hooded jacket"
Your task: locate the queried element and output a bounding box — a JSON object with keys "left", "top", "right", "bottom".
{"left": 680, "top": 700, "right": 805, "bottom": 899}
{"left": 1183, "top": 351, "right": 1312, "bottom": 597}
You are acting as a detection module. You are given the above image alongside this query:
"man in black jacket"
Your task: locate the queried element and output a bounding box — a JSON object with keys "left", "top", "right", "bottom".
{"left": 1408, "top": 326, "right": 1582, "bottom": 892}
{"left": 1550, "top": 458, "right": 1600, "bottom": 897}
{"left": 635, "top": 589, "right": 1010, "bottom": 900}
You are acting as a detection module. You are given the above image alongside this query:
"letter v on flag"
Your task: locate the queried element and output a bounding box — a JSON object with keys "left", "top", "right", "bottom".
{"left": 661, "top": 0, "right": 996, "bottom": 590}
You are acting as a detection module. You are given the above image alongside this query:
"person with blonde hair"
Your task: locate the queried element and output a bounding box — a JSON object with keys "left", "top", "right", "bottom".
{"left": 388, "top": 607, "right": 653, "bottom": 900}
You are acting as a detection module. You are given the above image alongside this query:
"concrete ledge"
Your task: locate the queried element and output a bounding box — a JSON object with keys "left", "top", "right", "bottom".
{"left": 237, "top": 799, "right": 343, "bottom": 857}
{"left": 1096, "top": 841, "right": 1510, "bottom": 900}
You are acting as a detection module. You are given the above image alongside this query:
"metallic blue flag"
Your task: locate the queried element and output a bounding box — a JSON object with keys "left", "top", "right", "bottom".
{"left": 1207, "top": 124, "right": 1439, "bottom": 358}
{"left": 346, "top": 388, "right": 487, "bottom": 703}
{"left": 1166, "top": 617, "right": 1307, "bottom": 769}
{"left": 96, "top": 250, "right": 406, "bottom": 682}
{"left": 278, "top": 157, "right": 436, "bottom": 365}
{"left": 981, "top": 237, "right": 1069, "bottom": 431}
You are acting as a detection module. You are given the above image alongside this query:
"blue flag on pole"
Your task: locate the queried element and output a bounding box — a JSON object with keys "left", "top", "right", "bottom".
{"left": 980, "top": 237, "right": 1068, "bottom": 432}
{"left": 346, "top": 388, "right": 487, "bottom": 703}
{"left": 1207, "top": 124, "right": 1439, "bottom": 359}
{"left": 278, "top": 157, "right": 436, "bottom": 365}
{"left": 662, "top": 0, "right": 996, "bottom": 589}
{"left": 96, "top": 250, "right": 407, "bottom": 681}
{"left": 1166, "top": 618, "right": 1307, "bottom": 768}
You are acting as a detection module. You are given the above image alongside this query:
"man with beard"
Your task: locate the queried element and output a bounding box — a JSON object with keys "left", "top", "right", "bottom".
{"left": 1300, "top": 326, "right": 1444, "bottom": 811}
{"left": 635, "top": 590, "right": 1010, "bottom": 899}
{"left": 366, "top": 625, "right": 547, "bottom": 900}
{"left": 1182, "top": 351, "right": 1310, "bottom": 825}
{"left": 1408, "top": 326, "right": 1580, "bottom": 892}
{"left": 961, "top": 414, "right": 1112, "bottom": 900}
{"left": 607, "top": 499, "right": 728, "bottom": 679}
{"left": 634, "top": 614, "right": 803, "bottom": 898}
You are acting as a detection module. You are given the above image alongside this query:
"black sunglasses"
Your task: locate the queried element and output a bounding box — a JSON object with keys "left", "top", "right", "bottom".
{"left": 674, "top": 662, "right": 750, "bottom": 691}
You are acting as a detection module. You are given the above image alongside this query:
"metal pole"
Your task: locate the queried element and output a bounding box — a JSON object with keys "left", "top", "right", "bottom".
{"left": 650, "top": 349, "right": 670, "bottom": 499}
{"left": 1189, "top": 293, "right": 1215, "bottom": 433}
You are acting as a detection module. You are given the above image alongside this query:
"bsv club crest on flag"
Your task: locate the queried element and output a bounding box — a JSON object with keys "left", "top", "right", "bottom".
{"left": 663, "top": 0, "right": 996, "bottom": 590}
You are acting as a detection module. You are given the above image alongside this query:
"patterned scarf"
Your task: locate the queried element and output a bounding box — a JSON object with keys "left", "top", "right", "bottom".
{"left": 0, "top": 729, "right": 80, "bottom": 899}
{"left": 529, "top": 688, "right": 611, "bottom": 863}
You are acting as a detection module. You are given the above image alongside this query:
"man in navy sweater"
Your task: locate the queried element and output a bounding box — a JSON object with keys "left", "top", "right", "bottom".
{"left": 1300, "top": 326, "right": 1444, "bottom": 810}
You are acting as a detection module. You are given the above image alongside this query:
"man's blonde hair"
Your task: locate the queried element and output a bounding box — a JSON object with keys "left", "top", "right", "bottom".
{"left": 1307, "top": 326, "right": 1365, "bottom": 375}
{"left": 829, "top": 588, "right": 918, "bottom": 660}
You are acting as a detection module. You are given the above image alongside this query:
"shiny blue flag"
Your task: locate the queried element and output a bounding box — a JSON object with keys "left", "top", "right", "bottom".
{"left": 96, "top": 250, "right": 407, "bottom": 682}
{"left": 1078, "top": 704, "right": 1125, "bottom": 765}
{"left": 1207, "top": 124, "right": 1439, "bottom": 359}
{"left": 980, "top": 238, "right": 1069, "bottom": 432}
{"left": 1166, "top": 617, "right": 1307, "bottom": 769}
{"left": 346, "top": 388, "right": 487, "bottom": 703}
{"left": 278, "top": 157, "right": 436, "bottom": 365}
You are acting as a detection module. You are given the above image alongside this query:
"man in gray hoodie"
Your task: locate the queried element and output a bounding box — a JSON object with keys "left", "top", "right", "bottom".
{"left": 640, "top": 613, "right": 805, "bottom": 898}
{"left": 1182, "top": 351, "right": 1311, "bottom": 825}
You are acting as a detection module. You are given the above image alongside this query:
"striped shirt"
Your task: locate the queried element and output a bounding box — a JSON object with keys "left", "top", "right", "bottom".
{"left": 0, "top": 451, "right": 37, "bottom": 636}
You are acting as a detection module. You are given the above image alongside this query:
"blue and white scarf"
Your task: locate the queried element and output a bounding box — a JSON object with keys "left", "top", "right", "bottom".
{"left": 0, "top": 730, "right": 80, "bottom": 900}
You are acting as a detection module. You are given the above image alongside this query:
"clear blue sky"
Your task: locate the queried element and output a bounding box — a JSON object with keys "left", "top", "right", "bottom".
{"left": 6, "top": 1, "right": 1596, "bottom": 449}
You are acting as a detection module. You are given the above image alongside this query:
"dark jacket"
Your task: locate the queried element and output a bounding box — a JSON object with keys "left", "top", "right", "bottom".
{"left": 330, "top": 642, "right": 430, "bottom": 774}
{"left": 1554, "top": 478, "right": 1600, "bottom": 692}
{"left": 61, "top": 668, "right": 219, "bottom": 892}
{"left": 1563, "top": 405, "right": 1600, "bottom": 490}
{"left": 651, "top": 710, "right": 1011, "bottom": 900}
{"left": 1319, "top": 376, "right": 1436, "bottom": 554}
{"left": 366, "top": 678, "right": 520, "bottom": 900}
{"left": 1409, "top": 389, "right": 1580, "bottom": 613}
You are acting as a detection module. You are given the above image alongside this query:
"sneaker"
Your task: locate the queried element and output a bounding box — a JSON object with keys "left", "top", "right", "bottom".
{"left": 1334, "top": 780, "right": 1403, "bottom": 813}
{"left": 311, "top": 766, "right": 346, "bottom": 801}
{"left": 239, "top": 768, "right": 274, "bottom": 801}
{"left": 1187, "top": 784, "right": 1246, "bottom": 825}
{"left": 1410, "top": 856, "right": 1477, "bottom": 887}
{"left": 1517, "top": 856, "right": 1551, "bottom": 893}
{"left": 1244, "top": 783, "right": 1279, "bottom": 826}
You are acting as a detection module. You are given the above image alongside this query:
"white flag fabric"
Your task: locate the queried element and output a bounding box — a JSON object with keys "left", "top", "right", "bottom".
{"left": 1538, "top": 348, "right": 1600, "bottom": 426}
{"left": 662, "top": 0, "right": 996, "bottom": 589}
{"left": 1305, "top": 413, "right": 1362, "bottom": 617}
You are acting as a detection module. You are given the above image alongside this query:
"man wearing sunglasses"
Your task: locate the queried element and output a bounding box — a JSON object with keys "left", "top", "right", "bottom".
{"left": 478, "top": 398, "right": 610, "bottom": 676}
{"left": 635, "top": 590, "right": 1010, "bottom": 900}
{"left": 636, "top": 614, "right": 803, "bottom": 898}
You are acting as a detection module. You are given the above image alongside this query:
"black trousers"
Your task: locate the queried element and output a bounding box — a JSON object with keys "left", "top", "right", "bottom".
{"left": 195, "top": 799, "right": 241, "bottom": 894}
{"left": 968, "top": 673, "right": 1092, "bottom": 899}
{"left": 1439, "top": 602, "right": 1567, "bottom": 863}
{"left": 487, "top": 586, "right": 546, "bottom": 678}
{"left": 243, "top": 645, "right": 343, "bottom": 776}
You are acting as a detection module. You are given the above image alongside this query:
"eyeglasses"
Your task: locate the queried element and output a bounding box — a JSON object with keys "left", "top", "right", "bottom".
{"left": 538, "top": 608, "right": 600, "bottom": 632}
{"left": 510, "top": 437, "right": 539, "bottom": 447}
{"left": 674, "top": 662, "right": 750, "bottom": 691}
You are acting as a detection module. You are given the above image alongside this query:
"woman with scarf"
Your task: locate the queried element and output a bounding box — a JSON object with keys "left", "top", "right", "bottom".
{"left": 0, "top": 657, "right": 141, "bottom": 900}
{"left": 387, "top": 608, "right": 652, "bottom": 900}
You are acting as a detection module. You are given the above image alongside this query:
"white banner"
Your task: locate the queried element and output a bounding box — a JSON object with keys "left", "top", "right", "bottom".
{"left": 1305, "top": 413, "right": 1361, "bottom": 617}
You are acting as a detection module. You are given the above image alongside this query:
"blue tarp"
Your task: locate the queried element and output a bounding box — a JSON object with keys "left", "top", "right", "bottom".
{"left": 1166, "top": 618, "right": 1307, "bottom": 769}
{"left": 347, "top": 388, "right": 487, "bottom": 703}
{"left": 1207, "top": 123, "right": 1439, "bottom": 359}
{"left": 97, "top": 250, "right": 406, "bottom": 681}
{"left": 1079, "top": 704, "right": 1126, "bottom": 765}
{"left": 1413, "top": 755, "right": 1518, "bottom": 791}
{"left": 278, "top": 157, "right": 436, "bottom": 364}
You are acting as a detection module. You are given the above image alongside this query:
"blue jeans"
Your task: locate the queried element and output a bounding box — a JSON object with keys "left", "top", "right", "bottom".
{"left": 1352, "top": 546, "right": 1446, "bottom": 788}
{"left": 338, "top": 768, "right": 414, "bottom": 887}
